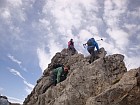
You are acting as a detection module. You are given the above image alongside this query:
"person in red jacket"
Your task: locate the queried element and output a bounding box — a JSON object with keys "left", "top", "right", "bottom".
{"left": 68, "top": 39, "right": 76, "bottom": 55}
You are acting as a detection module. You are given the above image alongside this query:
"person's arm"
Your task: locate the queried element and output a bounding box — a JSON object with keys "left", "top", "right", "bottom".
{"left": 95, "top": 42, "right": 99, "bottom": 51}
{"left": 56, "top": 67, "right": 63, "bottom": 83}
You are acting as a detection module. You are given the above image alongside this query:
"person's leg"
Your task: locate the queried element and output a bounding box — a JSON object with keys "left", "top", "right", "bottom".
{"left": 42, "top": 73, "right": 57, "bottom": 93}
{"left": 87, "top": 47, "right": 95, "bottom": 63}
{"left": 69, "top": 45, "right": 75, "bottom": 55}
{"left": 90, "top": 47, "right": 95, "bottom": 62}
{"left": 71, "top": 46, "right": 76, "bottom": 55}
{"left": 51, "top": 74, "right": 57, "bottom": 86}
{"left": 87, "top": 47, "right": 92, "bottom": 55}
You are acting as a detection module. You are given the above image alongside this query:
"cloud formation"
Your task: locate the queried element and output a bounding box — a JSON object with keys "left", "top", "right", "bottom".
{"left": 9, "top": 68, "right": 34, "bottom": 94}
{"left": 8, "top": 54, "right": 21, "bottom": 65}
{"left": 7, "top": 54, "right": 27, "bottom": 71}
{"left": 8, "top": 96, "right": 23, "bottom": 104}
{"left": 37, "top": 47, "right": 50, "bottom": 72}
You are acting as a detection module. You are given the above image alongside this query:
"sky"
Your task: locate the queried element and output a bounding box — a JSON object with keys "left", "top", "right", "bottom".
{"left": 0, "top": 0, "right": 140, "bottom": 104}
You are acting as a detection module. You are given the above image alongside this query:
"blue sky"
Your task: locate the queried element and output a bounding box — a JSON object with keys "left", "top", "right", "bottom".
{"left": 0, "top": 0, "right": 140, "bottom": 104}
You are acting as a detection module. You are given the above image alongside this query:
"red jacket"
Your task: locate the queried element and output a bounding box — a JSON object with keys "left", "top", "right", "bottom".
{"left": 68, "top": 41, "right": 74, "bottom": 48}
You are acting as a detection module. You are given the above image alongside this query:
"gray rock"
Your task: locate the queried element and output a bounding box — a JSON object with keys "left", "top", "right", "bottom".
{"left": 23, "top": 48, "right": 140, "bottom": 105}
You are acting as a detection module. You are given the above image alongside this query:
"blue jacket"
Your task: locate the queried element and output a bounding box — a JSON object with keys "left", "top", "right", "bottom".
{"left": 87, "top": 38, "right": 99, "bottom": 51}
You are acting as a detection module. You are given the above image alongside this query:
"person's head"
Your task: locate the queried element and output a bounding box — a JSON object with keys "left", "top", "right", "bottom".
{"left": 91, "top": 38, "right": 95, "bottom": 40}
{"left": 64, "top": 65, "right": 70, "bottom": 71}
{"left": 70, "top": 39, "right": 73, "bottom": 41}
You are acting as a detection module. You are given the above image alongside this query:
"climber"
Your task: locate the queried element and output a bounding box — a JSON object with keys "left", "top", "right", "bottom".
{"left": 83, "top": 38, "right": 101, "bottom": 63}
{"left": 51, "top": 64, "right": 70, "bottom": 86}
{"left": 68, "top": 39, "right": 76, "bottom": 55}
{"left": 42, "top": 64, "right": 70, "bottom": 93}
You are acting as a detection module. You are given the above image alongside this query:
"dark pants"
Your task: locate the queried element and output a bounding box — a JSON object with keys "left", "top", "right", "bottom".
{"left": 68, "top": 45, "right": 76, "bottom": 55}
{"left": 42, "top": 74, "right": 57, "bottom": 93}
{"left": 51, "top": 73, "right": 57, "bottom": 86}
{"left": 87, "top": 47, "right": 95, "bottom": 63}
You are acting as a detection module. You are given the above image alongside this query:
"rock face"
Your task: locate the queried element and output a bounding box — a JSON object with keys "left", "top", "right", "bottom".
{"left": 10, "top": 103, "right": 21, "bottom": 105}
{"left": 23, "top": 48, "right": 140, "bottom": 105}
{"left": 0, "top": 95, "right": 20, "bottom": 105}
{"left": 0, "top": 96, "right": 9, "bottom": 105}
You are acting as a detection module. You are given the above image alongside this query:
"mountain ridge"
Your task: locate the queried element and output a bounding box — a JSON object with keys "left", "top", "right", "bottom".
{"left": 23, "top": 48, "right": 140, "bottom": 105}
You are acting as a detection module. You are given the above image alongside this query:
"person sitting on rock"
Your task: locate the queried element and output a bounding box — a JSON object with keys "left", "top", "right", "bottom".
{"left": 83, "top": 38, "right": 101, "bottom": 63}
{"left": 43, "top": 64, "right": 70, "bottom": 93}
{"left": 68, "top": 39, "right": 76, "bottom": 55}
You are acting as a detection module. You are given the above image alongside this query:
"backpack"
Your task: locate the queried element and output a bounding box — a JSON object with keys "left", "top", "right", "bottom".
{"left": 87, "top": 39, "right": 92, "bottom": 46}
{"left": 87, "top": 38, "right": 96, "bottom": 46}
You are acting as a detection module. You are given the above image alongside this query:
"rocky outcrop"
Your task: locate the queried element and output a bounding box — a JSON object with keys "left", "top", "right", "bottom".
{"left": 86, "top": 67, "right": 140, "bottom": 105}
{"left": 10, "top": 103, "right": 21, "bottom": 105}
{"left": 0, "top": 95, "right": 20, "bottom": 105}
{"left": 23, "top": 48, "right": 140, "bottom": 105}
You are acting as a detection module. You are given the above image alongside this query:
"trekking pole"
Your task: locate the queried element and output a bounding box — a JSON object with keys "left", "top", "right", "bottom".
{"left": 83, "top": 43, "right": 87, "bottom": 49}
{"left": 96, "top": 38, "right": 103, "bottom": 41}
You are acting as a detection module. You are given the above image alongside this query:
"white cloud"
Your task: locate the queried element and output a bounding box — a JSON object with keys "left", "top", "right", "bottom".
{"left": 124, "top": 24, "right": 137, "bottom": 30}
{"left": 8, "top": 96, "right": 23, "bottom": 104}
{"left": 43, "top": 0, "right": 100, "bottom": 31}
{"left": 37, "top": 40, "right": 64, "bottom": 72}
{"left": 39, "top": 19, "right": 50, "bottom": 27}
{"left": 104, "top": 0, "right": 128, "bottom": 27}
{"left": 0, "top": 0, "right": 26, "bottom": 27}
{"left": 113, "top": 0, "right": 128, "bottom": 8}
{"left": 0, "top": 8, "right": 11, "bottom": 25}
{"left": 7, "top": 54, "right": 27, "bottom": 72}
{"left": 8, "top": 54, "right": 21, "bottom": 65}
{"left": 87, "top": 26, "right": 99, "bottom": 35}
{"left": 77, "top": 30, "right": 93, "bottom": 42}
{"left": 23, "top": 80, "right": 34, "bottom": 94}
{"left": 9, "top": 68, "right": 34, "bottom": 94}
{"left": 124, "top": 55, "right": 140, "bottom": 70}
{"left": 48, "top": 39, "right": 63, "bottom": 57}
{"left": 127, "top": 7, "right": 140, "bottom": 19}
{"left": 7, "top": 0, "right": 22, "bottom": 8}
{"left": 9, "top": 68, "right": 24, "bottom": 80}
{"left": 52, "top": 6, "right": 82, "bottom": 29}
{"left": 99, "top": 40, "right": 121, "bottom": 54}
{"left": 1, "top": 9, "right": 11, "bottom": 20}
{"left": 80, "top": 0, "right": 99, "bottom": 11}
{"left": 106, "top": 28, "right": 130, "bottom": 49}
{"left": 37, "top": 47, "right": 50, "bottom": 72}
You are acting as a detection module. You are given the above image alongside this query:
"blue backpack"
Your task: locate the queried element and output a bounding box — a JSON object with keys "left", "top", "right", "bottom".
{"left": 87, "top": 38, "right": 95, "bottom": 46}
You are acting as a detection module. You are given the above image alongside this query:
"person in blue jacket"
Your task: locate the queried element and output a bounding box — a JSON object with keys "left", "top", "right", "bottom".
{"left": 83, "top": 38, "right": 100, "bottom": 62}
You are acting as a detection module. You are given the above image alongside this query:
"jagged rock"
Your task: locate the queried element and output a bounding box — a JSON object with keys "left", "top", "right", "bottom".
{"left": 0, "top": 95, "right": 9, "bottom": 105}
{"left": 23, "top": 48, "right": 140, "bottom": 105}
{"left": 86, "top": 67, "right": 140, "bottom": 105}
{"left": 0, "top": 95, "right": 20, "bottom": 105}
{"left": 9, "top": 103, "right": 21, "bottom": 105}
